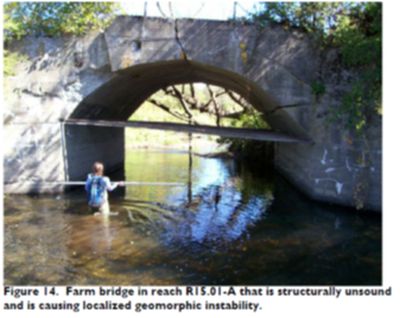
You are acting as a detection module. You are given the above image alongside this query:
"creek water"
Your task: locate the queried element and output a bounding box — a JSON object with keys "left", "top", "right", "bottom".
{"left": 4, "top": 150, "right": 381, "bottom": 285}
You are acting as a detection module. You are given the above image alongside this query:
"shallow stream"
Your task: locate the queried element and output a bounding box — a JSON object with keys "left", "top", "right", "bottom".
{"left": 4, "top": 150, "right": 381, "bottom": 285}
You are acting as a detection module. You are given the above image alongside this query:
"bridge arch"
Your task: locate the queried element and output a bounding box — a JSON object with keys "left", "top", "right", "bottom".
{"left": 70, "top": 59, "right": 308, "bottom": 138}
{"left": 65, "top": 59, "right": 310, "bottom": 181}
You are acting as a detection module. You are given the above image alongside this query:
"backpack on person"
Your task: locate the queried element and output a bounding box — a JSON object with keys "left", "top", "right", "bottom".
{"left": 87, "top": 175, "right": 106, "bottom": 207}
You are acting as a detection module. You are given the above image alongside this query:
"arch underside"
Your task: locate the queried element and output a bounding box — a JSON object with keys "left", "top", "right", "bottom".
{"left": 71, "top": 60, "right": 309, "bottom": 139}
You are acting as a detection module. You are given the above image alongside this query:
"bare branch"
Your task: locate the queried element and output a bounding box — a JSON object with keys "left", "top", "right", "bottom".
{"left": 194, "top": 105, "right": 247, "bottom": 119}
{"left": 226, "top": 89, "right": 251, "bottom": 110}
{"left": 215, "top": 90, "right": 226, "bottom": 98}
{"left": 190, "top": 83, "right": 195, "bottom": 99}
{"left": 171, "top": 86, "right": 194, "bottom": 120}
{"left": 197, "top": 99, "right": 213, "bottom": 112}
{"left": 192, "top": 2, "right": 205, "bottom": 18}
{"left": 207, "top": 85, "right": 221, "bottom": 127}
{"left": 150, "top": 84, "right": 256, "bottom": 126}
{"left": 148, "top": 98, "right": 198, "bottom": 124}
{"left": 156, "top": 2, "right": 168, "bottom": 18}
{"left": 168, "top": 2, "right": 174, "bottom": 18}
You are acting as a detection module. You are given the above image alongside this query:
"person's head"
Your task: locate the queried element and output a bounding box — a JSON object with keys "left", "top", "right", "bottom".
{"left": 92, "top": 161, "right": 104, "bottom": 176}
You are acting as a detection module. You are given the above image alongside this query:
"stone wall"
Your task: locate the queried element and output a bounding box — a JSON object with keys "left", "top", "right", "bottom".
{"left": 3, "top": 16, "right": 381, "bottom": 210}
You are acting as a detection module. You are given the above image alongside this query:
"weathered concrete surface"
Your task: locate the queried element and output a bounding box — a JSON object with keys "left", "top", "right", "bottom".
{"left": 4, "top": 122, "right": 66, "bottom": 193}
{"left": 3, "top": 16, "right": 381, "bottom": 211}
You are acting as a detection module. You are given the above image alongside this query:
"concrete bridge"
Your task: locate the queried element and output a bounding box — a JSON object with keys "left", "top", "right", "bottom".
{"left": 4, "top": 16, "right": 382, "bottom": 210}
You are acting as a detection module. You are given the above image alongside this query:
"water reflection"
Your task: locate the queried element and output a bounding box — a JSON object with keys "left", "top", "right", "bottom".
{"left": 3, "top": 150, "right": 381, "bottom": 285}
{"left": 124, "top": 152, "right": 272, "bottom": 245}
{"left": 194, "top": 158, "right": 229, "bottom": 188}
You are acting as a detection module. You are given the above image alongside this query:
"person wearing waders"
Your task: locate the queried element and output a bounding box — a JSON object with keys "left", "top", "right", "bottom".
{"left": 85, "top": 161, "right": 124, "bottom": 215}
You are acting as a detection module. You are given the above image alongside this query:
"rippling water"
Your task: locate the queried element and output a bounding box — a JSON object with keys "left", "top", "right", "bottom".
{"left": 4, "top": 150, "right": 381, "bottom": 285}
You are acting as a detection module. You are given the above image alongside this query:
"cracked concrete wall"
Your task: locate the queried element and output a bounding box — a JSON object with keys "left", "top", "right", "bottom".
{"left": 4, "top": 16, "right": 381, "bottom": 210}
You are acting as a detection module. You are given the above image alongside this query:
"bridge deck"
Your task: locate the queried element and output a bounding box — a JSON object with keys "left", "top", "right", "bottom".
{"left": 66, "top": 119, "right": 311, "bottom": 143}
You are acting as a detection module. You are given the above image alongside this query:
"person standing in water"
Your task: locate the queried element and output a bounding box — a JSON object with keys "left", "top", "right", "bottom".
{"left": 85, "top": 161, "right": 124, "bottom": 215}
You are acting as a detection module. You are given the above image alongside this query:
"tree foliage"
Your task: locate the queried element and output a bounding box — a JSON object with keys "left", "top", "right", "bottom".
{"left": 250, "top": 2, "right": 382, "bottom": 134}
{"left": 331, "top": 3, "right": 382, "bottom": 133}
{"left": 4, "top": 2, "right": 121, "bottom": 43}
{"left": 3, "top": 50, "right": 27, "bottom": 76}
{"left": 3, "top": 2, "right": 121, "bottom": 76}
{"left": 251, "top": 2, "right": 343, "bottom": 37}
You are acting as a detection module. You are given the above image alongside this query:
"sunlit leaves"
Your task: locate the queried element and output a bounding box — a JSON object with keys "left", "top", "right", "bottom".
{"left": 4, "top": 2, "right": 121, "bottom": 42}
{"left": 3, "top": 50, "right": 27, "bottom": 76}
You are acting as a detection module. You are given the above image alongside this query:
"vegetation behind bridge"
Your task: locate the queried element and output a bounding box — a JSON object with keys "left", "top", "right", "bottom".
{"left": 248, "top": 2, "right": 382, "bottom": 135}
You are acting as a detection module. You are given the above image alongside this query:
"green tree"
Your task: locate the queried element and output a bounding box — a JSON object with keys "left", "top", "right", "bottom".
{"left": 331, "top": 3, "right": 382, "bottom": 132}
{"left": 250, "top": 2, "right": 382, "bottom": 134}
{"left": 250, "top": 2, "right": 344, "bottom": 37}
{"left": 4, "top": 2, "right": 121, "bottom": 43}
